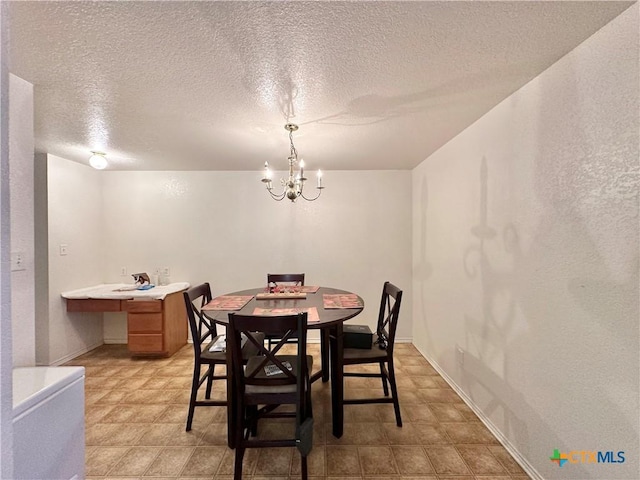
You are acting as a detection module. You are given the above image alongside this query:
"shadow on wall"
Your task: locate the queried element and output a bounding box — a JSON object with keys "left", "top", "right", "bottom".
{"left": 415, "top": 177, "right": 435, "bottom": 355}
{"left": 457, "top": 156, "right": 600, "bottom": 479}
{"left": 458, "top": 72, "right": 638, "bottom": 478}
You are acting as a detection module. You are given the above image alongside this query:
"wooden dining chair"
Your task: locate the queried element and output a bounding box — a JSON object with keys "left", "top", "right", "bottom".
{"left": 342, "top": 281, "right": 404, "bottom": 426}
{"left": 182, "top": 283, "right": 264, "bottom": 431}
{"left": 267, "top": 273, "right": 305, "bottom": 288}
{"left": 265, "top": 273, "right": 305, "bottom": 349}
{"left": 228, "top": 311, "right": 314, "bottom": 480}
{"left": 265, "top": 273, "right": 330, "bottom": 382}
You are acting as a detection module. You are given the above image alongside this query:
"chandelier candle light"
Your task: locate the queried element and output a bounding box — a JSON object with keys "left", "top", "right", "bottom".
{"left": 262, "top": 124, "right": 324, "bottom": 202}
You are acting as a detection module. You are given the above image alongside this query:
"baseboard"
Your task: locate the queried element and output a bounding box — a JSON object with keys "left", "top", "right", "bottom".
{"left": 103, "top": 337, "right": 127, "bottom": 345}
{"left": 47, "top": 340, "right": 105, "bottom": 366}
{"left": 412, "top": 344, "right": 542, "bottom": 480}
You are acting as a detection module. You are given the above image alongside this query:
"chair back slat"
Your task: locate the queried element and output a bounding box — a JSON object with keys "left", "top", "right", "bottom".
{"left": 267, "top": 273, "right": 305, "bottom": 286}
{"left": 376, "top": 281, "right": 402, "bottom": 353}
{"left": 183, "top": 283, "right": 218, "bottom": 359}
{"left": 228, "top": 312, "right": 309, "bottom": 389}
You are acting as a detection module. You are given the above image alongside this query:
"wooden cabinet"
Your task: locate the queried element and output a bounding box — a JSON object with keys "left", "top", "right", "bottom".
{"left": 126, "top": 292, "right": 187, "bottom": 356}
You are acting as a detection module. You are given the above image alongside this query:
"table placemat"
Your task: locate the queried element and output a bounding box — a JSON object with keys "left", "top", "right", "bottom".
{"left": 202, "top": 295, "right": 253, "bottom": 311}
{"left": 300, "top": 285, "right": 320, "bottom": 293}
{"left": 252, "top": 307, "right": 320, "bottom": 323}
{"left": 323, "top": 294, "right": 364, "bottom": 309}
{"left": 256, "top": 292, "right": 307, "bottom": 300}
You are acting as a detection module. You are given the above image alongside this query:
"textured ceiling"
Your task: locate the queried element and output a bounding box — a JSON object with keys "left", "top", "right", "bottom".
{"left": 7, "top": 1, "right": 633, "bottom": 171}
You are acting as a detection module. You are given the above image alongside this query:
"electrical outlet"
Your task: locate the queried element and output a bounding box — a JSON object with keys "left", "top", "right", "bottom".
{"left": 59, "top": 244, "right": 68, "bottom": 256}
{"left": 456, "top": 345, "right": 464, "bottom": 366}
{"left": 120, "top": 267, "right": 127, "bottom": 276}
{"left": 11, "top": 251, "right": 26, "bottom": 271}
{"left": 162, "top": 267, "right": 170, "bottom": 276}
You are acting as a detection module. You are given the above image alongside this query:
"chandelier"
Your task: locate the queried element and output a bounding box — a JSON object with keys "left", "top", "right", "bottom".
{"left": 261, "top": 124, "right": 324, "bottom": 202}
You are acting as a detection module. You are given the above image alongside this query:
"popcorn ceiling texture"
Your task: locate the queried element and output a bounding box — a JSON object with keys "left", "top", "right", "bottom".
{"left": 411, "top": 4, "right": 638, "bottom": 479}
{"left": 6, "top": 1, "right": 633, "bottom": 170}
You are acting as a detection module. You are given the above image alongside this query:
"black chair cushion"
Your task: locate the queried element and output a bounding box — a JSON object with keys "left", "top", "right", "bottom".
{"left": 201, "top": 332, "right": 265, "bottom": 362}
{"left": 343, "top": 333, "right": 388, "bottom": 361}
{"left": 244, "top": 354, "right": 313, "bottom": 394}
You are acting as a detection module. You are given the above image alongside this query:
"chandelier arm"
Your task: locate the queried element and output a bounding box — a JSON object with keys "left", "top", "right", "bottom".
{"left": 299, "top": 188, "right": 324, "bottom": 202}
{"left": 267, "top": 188, "right": 287, "bottom": 201}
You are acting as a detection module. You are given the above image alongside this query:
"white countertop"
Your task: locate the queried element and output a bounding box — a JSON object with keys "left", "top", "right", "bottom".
{"left": 61, "top": 282, "right": 190, "bottom": 301}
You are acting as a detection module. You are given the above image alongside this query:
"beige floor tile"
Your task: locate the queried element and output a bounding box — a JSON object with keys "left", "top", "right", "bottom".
{"left": 122, "top": 388, "right": 181, "bottom": 404}
{"left": 441, "top": 423, "right": 500, "bottom": 444}
{"left": 136, "top": 423, "right": 205, "bottom": 447}
{"left": 100, "top": 404, "right": 167, "bottom": 424}
{"left": 382, "top": 423, "right": 422, "bottom": 445}
{"left": 358, "top": 446, "right": 399, "bottom": 475}
{"left": 474, "top": 476, "right": 513, "bottom": 480}
{"left": 107, "top": 446, "right": 162, "bottom": 476}
{"left": 85, "top": 404, "right": 117, "bottom": 424}
{"left": 85, "top": 446, "right": 129, "bottom": 476}
{"left": 416, "top": 425, "right": 451, "bottom": 445}
{"left": 94, "top": 389, "right": 130, "bottom": 405}
{"left": 403, "top": 365, "right": 439, "bottom": 376}
{"left": 409, "top": 376, "right": 442, "bottom": 389}
{"left": 85, "top": 390, "right": 109, "bottom": 405}
{"left": 391, "top": 446, "right": 435, "bottom": 474}
{"left": 199, "top": 422, "right": 229, "bottom": 445}
{"left": 86, "top": 423, "right": 147, "bottom": 446}
{"left": 114, "top": 377, "right": 150, "bottom": 391}
{"left": 254, "top": 447, "right": 294, "bottom": 475}
{"left": 216, "top": 446, "right": 260, "bottom": 475}
{"left": 179, "top": 445, "right": 226, "bottom": 476}
{"left": 70, "top": 344, "right": 525, "bottom": 480}
{"left": 291, "top": 445, "right": 326, "bottom": 476}
{"left": 325, "top": 422, "right": 386, "bottom": 445}
{"left": 406, "top": 404, "right": 437, "bottom": 423}
{"left": 425, "top": 446, "right": 471, "bottom": 475}
{"left": 418, "top": 388, "right": 463, "bottom": 403}
{"left": 429, "top": 403, "right": 466, "bottom": 422}
{"left": 142, "top": 446, "right": 195, "bottom": 476}
{"left": 487, "top": 445, "right": 527, "bottom": 474}
{"left": 155, "top": 404, "right": 191, "bottom": 423}
{"left": 326, "top": 446, "right": 361, "bottom": 476}
{"left": 457, "top": 445, "right": 508, "bottom": 475}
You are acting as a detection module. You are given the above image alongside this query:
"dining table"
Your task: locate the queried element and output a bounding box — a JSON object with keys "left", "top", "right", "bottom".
{"left": 202, "top": 286, "right": 365, "bottom": 448}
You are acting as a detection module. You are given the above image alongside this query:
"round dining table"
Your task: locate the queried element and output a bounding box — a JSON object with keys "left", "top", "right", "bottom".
{"left": 203, "top": 286, "right": 364, "bottom": 447}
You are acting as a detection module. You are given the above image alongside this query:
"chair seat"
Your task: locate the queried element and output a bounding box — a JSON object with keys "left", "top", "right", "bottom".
{"left": 343, "top": 333, "right": 387, "bottom": 362}
{"left": 201, "top": 332, "right": 265, "bottom": 362}
{"left": 245, "top": 354, "right": 314, "bottom": 394}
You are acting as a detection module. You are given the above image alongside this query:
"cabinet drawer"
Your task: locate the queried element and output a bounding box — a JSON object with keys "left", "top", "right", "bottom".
{"left": 128, "top": 313, "right": 163, "bottom": 333}
{"left": 126, "top": 300, "right": 162, "bottom": 313}
{"left": 128, "top": 334, "right": 164, "bottom": 353}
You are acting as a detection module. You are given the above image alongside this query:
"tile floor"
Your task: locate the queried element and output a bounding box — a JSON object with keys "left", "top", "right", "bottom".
{"left": 65, "top": 343, "right": 530, "bottom": 480}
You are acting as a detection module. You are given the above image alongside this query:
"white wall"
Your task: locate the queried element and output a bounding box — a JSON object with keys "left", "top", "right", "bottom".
{"left": 9, "top": 74, "right": 34, "bottom": 367}
{"left": 412, "top": 5, "right": 638, "bottom": 480}
{"left": 0, "top": 2, "right": 14, "bottom": 474}
{"left": 101, "top": 170, "right": 413, "bottom": 343}
{"left": 39, "top": 155, "right": 104, "bottom": 365}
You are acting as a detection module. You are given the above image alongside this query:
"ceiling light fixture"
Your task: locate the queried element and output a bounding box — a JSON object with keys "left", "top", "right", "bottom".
{"left": 89, "top": 151, "right": 108, "bottom": 170}
{"left": 262, "top": 124, "right": 324, "bottom": 202}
